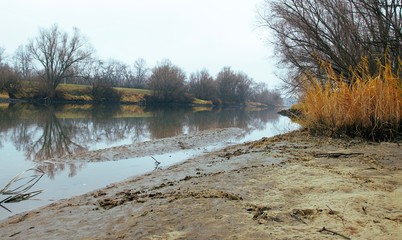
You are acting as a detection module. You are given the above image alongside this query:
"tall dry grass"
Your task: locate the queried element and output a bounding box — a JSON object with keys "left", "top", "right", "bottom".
{"left": 299, "top": 58, "right": 402, "bottom": 141}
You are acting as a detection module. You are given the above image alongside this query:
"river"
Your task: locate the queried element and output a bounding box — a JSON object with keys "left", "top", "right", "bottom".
{"left": 0, "top": 103, "right": 299, "bottom": 220}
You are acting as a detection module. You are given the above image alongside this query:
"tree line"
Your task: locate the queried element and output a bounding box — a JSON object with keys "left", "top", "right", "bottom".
{"left": 0, "top": 24, "right": 282, "bottom": 106}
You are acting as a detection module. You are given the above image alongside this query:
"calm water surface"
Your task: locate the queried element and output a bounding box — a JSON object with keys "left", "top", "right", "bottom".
{"left": 0, "top": 103, "right": 299, "bottom": 220}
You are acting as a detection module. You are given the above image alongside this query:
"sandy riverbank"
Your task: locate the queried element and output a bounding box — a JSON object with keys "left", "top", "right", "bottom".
{"left": 0, "top": 130, "right": 401, "bottom": 239}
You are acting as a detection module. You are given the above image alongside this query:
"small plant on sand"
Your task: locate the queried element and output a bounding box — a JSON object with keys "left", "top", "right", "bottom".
{"left": 299, "top": 57, "right": 401, "bottom": 141}
{"left": 0, "top": 168, "right": 44, "bottom": 212}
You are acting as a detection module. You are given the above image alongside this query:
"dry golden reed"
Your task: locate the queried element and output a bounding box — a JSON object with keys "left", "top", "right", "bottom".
{"left": 299, "top": 58, "right": 402, "bottom": 140}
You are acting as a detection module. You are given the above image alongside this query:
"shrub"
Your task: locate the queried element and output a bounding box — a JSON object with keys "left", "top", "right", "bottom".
{"left": 299, "top": 58, "right": 402, "bottom": 141}
{"left": 144, "top": 92, "right": 193, "bottom": 105}
{"left": 92, "top": 85, "right": 121, "bottom": 103}
{"left": 32, "top": 80, "right": 54, "bottom": 101}
{"left": 0, "top": 67, "right": 21, "bottom": 98}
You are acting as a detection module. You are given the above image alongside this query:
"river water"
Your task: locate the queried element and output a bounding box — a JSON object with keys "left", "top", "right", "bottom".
{"left": 0, "top": 103, "right": 299, "bottom": 220}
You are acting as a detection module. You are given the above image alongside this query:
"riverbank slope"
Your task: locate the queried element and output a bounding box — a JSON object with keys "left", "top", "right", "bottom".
{"left": 0, "top": 130, "right": 401, "bottom": 239}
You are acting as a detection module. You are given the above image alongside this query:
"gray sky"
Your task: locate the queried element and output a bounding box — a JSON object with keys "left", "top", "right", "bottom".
{"left": 0, "top": 0, "right": 281, "bottom": 87}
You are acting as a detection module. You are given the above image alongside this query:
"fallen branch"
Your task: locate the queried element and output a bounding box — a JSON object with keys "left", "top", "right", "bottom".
{"left": 314, "top": 152, "right": 363, "bottom": 158}
{"left": 0, "top": 203, "right": 12, "bottom": 213}
{"left": 318, "top": 227, "right": 351, "bottom": 240}
{"left": 290, "top": 213, "right": 308, "bottom": 225}
{"left": 326, "top": 205, "right": 339, "bottom": 215}
{"left": 362, "top": 206, "right": 367, "bottom": 215}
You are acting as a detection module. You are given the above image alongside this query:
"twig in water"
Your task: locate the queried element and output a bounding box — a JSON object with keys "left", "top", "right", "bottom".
{"left": 152, "top": 156, "right": 161, "bottom": 170}
{"left": 318, "top": 227, "right": 351, "bottom": 240}
{"left": 0, "top": 203, "right": 12, "bottom": 213}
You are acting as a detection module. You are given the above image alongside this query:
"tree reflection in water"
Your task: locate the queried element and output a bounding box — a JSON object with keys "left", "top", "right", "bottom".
{"left": 27, "top": 106, "right": 87, "bottom": 179}
{"left": 146, "top": 106, "right": 189, "bottom": 139}
{"left": 28, "top": 106, "right": 85, "bottom": 161}
{"left": 0, "top": 103, "right": 281, "bottom": 178}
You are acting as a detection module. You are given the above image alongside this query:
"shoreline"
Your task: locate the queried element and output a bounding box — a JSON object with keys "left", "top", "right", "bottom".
{"left": 0, "top": 130, "right": 401, "bottom": 239}
{"left": 42, "top": 128, "right": 246, "bottom": 164}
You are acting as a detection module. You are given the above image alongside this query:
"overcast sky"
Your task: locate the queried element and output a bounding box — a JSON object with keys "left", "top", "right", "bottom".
{"left": 0, "top": 0, "right": 281, "bottom": 87}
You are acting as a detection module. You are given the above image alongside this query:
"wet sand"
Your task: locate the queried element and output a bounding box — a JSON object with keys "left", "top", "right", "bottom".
{"left": 0, "top": 130, "right": 401, "bottom": 239}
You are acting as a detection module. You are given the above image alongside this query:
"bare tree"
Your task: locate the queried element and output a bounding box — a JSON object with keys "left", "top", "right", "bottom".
{"left": 216, "top": 67, "right": 253, "bottom": 105}
{"left": 216, "top": 67, "right": 237, "bottom": 104}
{"left": 147, "top": 60, "right": 188, "bottom": 103}
{"left": 76, "top": 58, "right": 148, "bottom": 88}
{"left": 76, "top": 58, "right": 103, "bottom": 85}
{"left": 258, "top": 0, "right": 402, "bottom": 91}
{"left": 351, "top": 0, "right": 402, "bottom": 68}
{"left": 188, "top": 69, "right": 216, "bottom": 101}
{"left": 28, "top": 24, "right": 93, "bottom": 99}
{"left": 0, "top": 47, "right": 5, "bottom": 67}
{"left": 13, "top": 45, "right": 34, "bottom": 81}
{"left": 98, "top": 59, "right": 130, "bottom": 87}
{"left": 132, "top": 58, "right": 149, "bottom": 88}
{"left": 236, "top": 72, "right": 253, "bottom": 104}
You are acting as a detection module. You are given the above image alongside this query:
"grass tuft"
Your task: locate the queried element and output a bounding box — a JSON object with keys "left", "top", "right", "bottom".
{"left": 0, "top": 168, "right": 45, "bottom": 212}
{"left": 299, "top": 58, "right": 402, "bottom": 141}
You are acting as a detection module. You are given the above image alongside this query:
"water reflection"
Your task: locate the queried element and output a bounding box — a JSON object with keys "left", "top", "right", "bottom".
{"left": 147, "top": 106, "right": 189, "bottom": 139}
{"left": 0, "top": 103, "right": 283, "bottom": 178}
{"left": 28, "top": 106, "right": 85, "bottom": 161}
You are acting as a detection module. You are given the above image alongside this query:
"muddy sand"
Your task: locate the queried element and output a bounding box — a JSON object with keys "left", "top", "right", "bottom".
{"left": 0, "top": 130, "right": 401, "bottom": 239}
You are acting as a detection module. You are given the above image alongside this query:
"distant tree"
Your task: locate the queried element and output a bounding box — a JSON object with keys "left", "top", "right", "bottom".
{"left": 250, "top": 82, "right": 268, "bottom": 103}
{"left": 258, "top": 0, "right": 402, "bottom": 91}
{"left": 147, "top": 60, "right": 188, "bottom": 103}
{"left": 76, "top": 58, "right": 148, "bottom": 88}
{"left": 97, "top": 59, "right": 130, "bottom": 87}
{"left": 188, "top": 69, "right": 216, "bottom": 102}
{"left": 236, "top": 72, "right": 253, "bottom": 104}
{"left": 76, "top": 58, "right": 103, "bottom": 85}
{"left": 13, "top": 45, "right": 34, "bottom": 81}
{"left": 0, "top": 47, "right": 5, "bottom": 66}
{"left": 216, "top": 67, "right": 253, "bottom": 105}
{"left": 132, "top": 58, "right": 149, "bottom": 88}
{"left": 27, "top": 24, "right": 93, "bottom": 99}
{"left": 0, "top": 47, "right": 22, "bottom": 98}
{"left": 216, "top": 67, "right": 237, "bottom": 104}
{"left": 249, "top": 82, "right": 284, "bottom": 106}
{"left": 269, "top": 89, "right": 283, "bottom": 106}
